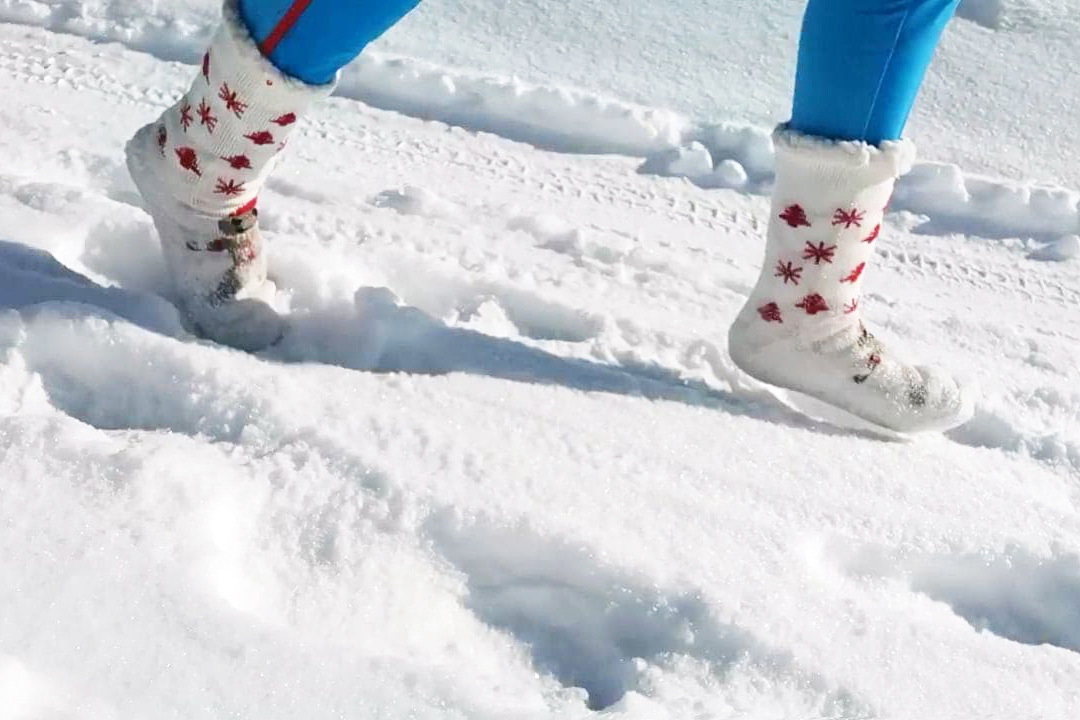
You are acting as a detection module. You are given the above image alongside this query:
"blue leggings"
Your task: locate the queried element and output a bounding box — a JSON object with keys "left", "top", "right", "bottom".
{"left": 791, "top": 0, "right": 960, "bottom": 144}
{"left": 237, "top": 0, "right": 422, "bottom": 85}
{"left": 237, "top": 0, "right": 958, "bottom": 145}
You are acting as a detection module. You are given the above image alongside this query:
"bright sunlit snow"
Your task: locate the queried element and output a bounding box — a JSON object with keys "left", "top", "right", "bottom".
{"left": 1, "top": 1, "right": 1078, "bottom": 719}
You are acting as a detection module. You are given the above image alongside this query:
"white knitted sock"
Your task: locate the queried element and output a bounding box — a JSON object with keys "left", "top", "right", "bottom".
{"left": 728, "top": 126, "right": 976, "bottom": 433}
{"left": 125, "top": 0, "right": 335, "bottom": 350}
{"left": 155, "top": 0, "right": 335, "bottom": 217}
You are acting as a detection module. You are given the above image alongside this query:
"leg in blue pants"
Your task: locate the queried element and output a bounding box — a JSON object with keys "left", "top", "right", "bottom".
{"left": 124, "top": 0, "right": 425, "bottom": 350}
{"left": 791, "top": 0, "right": 960, "bottom": 144}
{"left": 235, "top": 0, "right": 954, "bottom": 145}
{"left": 237, "top": 0, "right": 423, "bottom": 84}
{"left": 728, "top": 0, "right": 973, "bottom": 432}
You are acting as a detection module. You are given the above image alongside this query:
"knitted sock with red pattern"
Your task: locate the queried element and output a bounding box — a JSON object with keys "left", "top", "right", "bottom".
{"left": 728, "top": 126, "right": 975, "bottom": 433}
{"left": 150, "top": 0, "right": 334, "bottom": 217}
{"left": 125, "top": 0, "right": 334, "bottom": 350}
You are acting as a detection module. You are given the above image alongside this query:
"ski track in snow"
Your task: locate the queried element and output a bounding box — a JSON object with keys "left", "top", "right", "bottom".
{"left": 1, "top": 9, "right": 1079, "bottom": 720}
{"left": 3, "top": 1, "right": 1080, "bottom": 242}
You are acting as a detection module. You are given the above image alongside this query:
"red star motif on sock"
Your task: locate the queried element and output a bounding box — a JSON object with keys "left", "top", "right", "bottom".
{"left": 795, "top": 293, "right": 829, "bottom": 315}
{"left": 175, "top": 147, "right": 201, "bottom": 177}
{"left": 774, "top": 260, "right": 803, "bottom": 285}
{"left": 197, "top": 99, "right": 218, "bottom": 134}
{"left": 758, "top": 302, "right": 783, "bottom": 323}
{"left": 272, "top": 113, "right": 297, "bottom": 126}
{"left": 214, "top": 178, "right": 246, "bottom": 197}
{"left": 840, "top": 262, "right": 866, "bottom": 284}
{"left": 779, "top": 204, "right": 812, "bottom": 228}
{"left": 832, "top": 208, "right": 865, "bottom": 228}
{"left": 179, "top": 101, "right": 193, "bottom": 131}
{"left": 844, "top": 298, "right": 859, "bottom": 314}
{"left": 862, "top": 224, "right": 881, "bottom": 244}
{"left": 221, "top": 154, "right": 252, "bottom": 170}
{"left": 245, "top": 130, "right": 275, "bottom": 146}
{"left": 218, "top": 83, "right": 248, "bottom": 118}
{"left": 802, "top": 241, "right": 836, "bottom": 265}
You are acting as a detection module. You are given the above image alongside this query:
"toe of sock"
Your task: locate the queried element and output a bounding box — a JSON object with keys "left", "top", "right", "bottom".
{"left": 188, "top": 295, "right": 285, "bottom": 352}
{"left": 905, "top": 364, "right": 979, "bottom": 433}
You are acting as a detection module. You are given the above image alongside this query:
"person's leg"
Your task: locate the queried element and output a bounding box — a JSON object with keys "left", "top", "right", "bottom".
{"left": 237, "top": 0, "right": 423, "bottom": 85}
{"left": 126, "top": 0, "right": 422, "bottom": 350}
{"left": 728, "top": 0, "right": 974, "bottom": 433}
{"left": 791, "top": 0, "right": 959, "bottom": 144}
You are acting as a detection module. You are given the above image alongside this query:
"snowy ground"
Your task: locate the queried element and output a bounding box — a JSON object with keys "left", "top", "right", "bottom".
{"left": 2, "top": 1, "right": 1080, "bottom": 719}
{"left": 5, "top": 0, "right": 1080, "bottom": 188}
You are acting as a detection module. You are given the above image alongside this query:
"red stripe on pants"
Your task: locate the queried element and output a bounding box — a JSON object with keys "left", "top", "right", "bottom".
{"left": 259, "top": 0, "right": 314, "bottom": 55}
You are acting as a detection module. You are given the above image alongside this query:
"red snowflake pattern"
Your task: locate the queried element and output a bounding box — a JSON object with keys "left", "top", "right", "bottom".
{"left": 214, "top": 178, "right": 246, "bottom": 197}
{"left": 758, "top": 302, "right": 783, "bottom": 324}
{"left": 202, "top": 52, "right": 210, "bottom": 82}
{"left": 844, "top": 298, "right": 859, "bottom": 315}
{"left": 197, "top": 99, "right": 218, "bottom": 134}
{"left": 774, "top": 260, "right": 803, "bottom": 285}
{"left": 218, "top": 83, "right": 248, "bottom": 118}
{"left": 221, "top": 154, "right": 252, "bottom": 170}
{"left": 245, "top": 130, "right": 275, "bottom": 146}
{"left": 272, "top": 113, "right": 297, "bottom": 126}
{"left": 862, "top": 224, "right": 880, "bottom": 244}
{"left": 795, "top": 293, "right": 829, "bottom": 315}
{"left": 779, "top": 204, "right": 812, "bottom": 228}
{"left": 832, "top": 208, "right": 865, "bottom": 228}
{"left": 802, "top": 241, "right": 836, "bottom": 265}
{"left": 840, "top": 262, "right": 866, "bottom": 284}
{"left": 175, "top": 147, "right": 201, "bottom": 177}
{"left": 179, "top": 101, "right": 193, "bottom": 131}
{"left": 156, "top": 125, "right": 167, "bottom": 156}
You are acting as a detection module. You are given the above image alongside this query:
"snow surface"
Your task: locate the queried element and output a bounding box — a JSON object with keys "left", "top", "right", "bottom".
{"left": 1, "top": 1, "right": 1079, "bottom": 719}
{"left": 5, "top": 0, "right": 1080, "bottom": 190}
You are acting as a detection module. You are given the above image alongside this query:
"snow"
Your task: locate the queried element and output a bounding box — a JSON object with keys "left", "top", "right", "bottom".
{"left": 959, "top": 0, "right": 1008, "bottom": 28}
{"left": 1, "top": 1, "right": 1079, "bottom": 719}
{"left": 7, "top": 0, "right": 1080, "bottom": 189}
{"left": 7, "top": 0, "right": 1078, "bottom": 241}
{"left": 1030, "top": 234, "right": 1080, "bottom": 263}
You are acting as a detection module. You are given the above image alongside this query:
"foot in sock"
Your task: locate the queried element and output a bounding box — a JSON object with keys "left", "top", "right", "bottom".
{"left": 125, "top": 0, "right": 334, "bottom": 350}
{"left": 728, "top": 126, "right": 976, "bottom": 433}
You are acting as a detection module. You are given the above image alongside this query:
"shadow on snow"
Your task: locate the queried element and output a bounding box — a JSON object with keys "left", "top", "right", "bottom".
{"left": 0, "top": 239, "right": 884, "bottom": 441}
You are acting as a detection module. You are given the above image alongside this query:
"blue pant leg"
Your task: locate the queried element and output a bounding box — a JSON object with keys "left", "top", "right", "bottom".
{"left": 790, "top": 0, "right": 959, "bottom": 144}
{"left": 237, "top": 0, "right": 423, "bottom": 84}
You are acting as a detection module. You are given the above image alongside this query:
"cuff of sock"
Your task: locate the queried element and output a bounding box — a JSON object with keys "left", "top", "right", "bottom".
{"left": 773, "top": 124, "right": 916, "bottom": 188}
